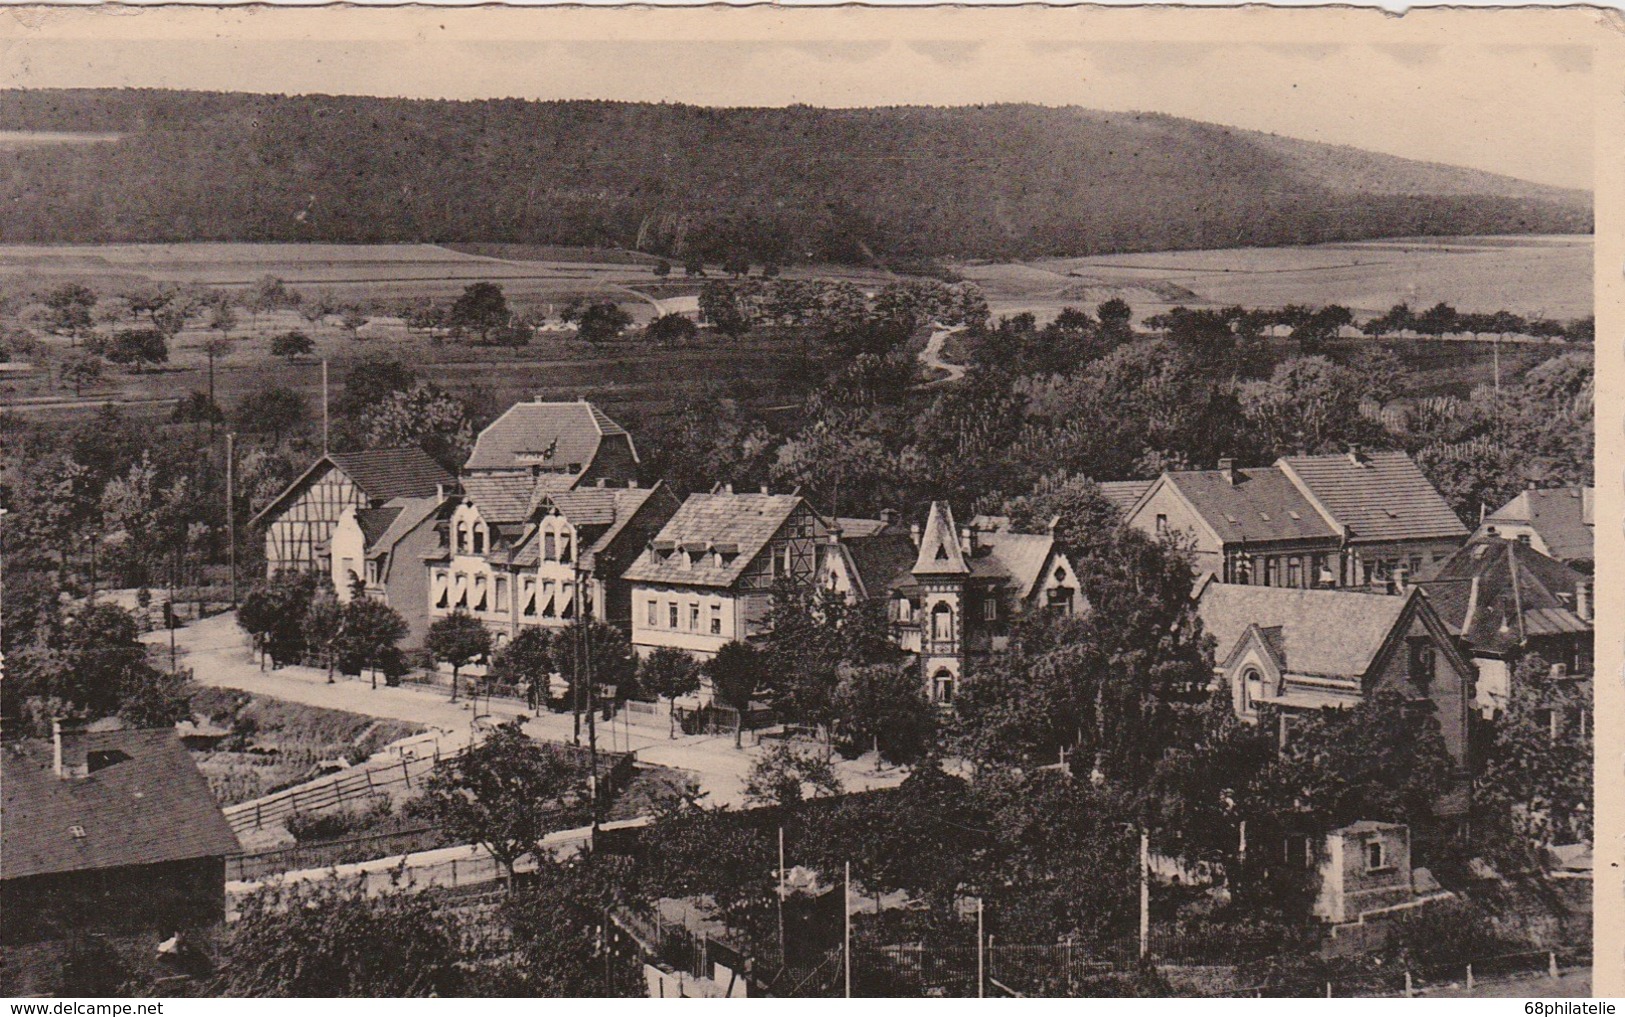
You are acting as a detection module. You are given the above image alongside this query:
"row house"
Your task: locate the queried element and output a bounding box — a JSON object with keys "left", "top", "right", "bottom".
{"left": 1193, "top": 578, "right": 1475, "bottom": 792}
{"left": 1123, "top": 448, "right": 1468, "bottom": 591}
{"left": 1473, "top": 485, "right": 1594, "bottom": 571}
{"left": 623, "top": 488, "right": 833, "bottom": 660}
{"left": 426, "top": 477, "right": 678, "bottom": 648}
{"left": 250, "top": 447, "right": 453, "bottom": 576}
{"left": 1417, "top": 537, "right": 1593, "bottom": 718}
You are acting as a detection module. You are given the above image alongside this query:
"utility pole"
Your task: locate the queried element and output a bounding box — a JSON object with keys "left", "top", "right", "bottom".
{"left": 777, "top": 826, "right": 787, "bottom": 964}
{"left": 583, "top": 573, "right": 600, "bottom": 836}
{"left": 844, "top": 862, "right": 852, "bottom": 999}
{"left": 226, "top": 432, "right": 237, "bottom": 607}
{"left": 321, "top": 358, "right": 330, "bottom": 453}
{"left": 977, "top": 897, "right": 985, "bottom": 998}
{"left": 572, "top": 564, "right": 583, "bottom": 745}
{"left": 1139, "top": 828, "right": 1150, "bottom": 962}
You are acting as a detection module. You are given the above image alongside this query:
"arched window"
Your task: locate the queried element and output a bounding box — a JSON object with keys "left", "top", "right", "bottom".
{"left": 931, "top": 602, "right": 954, "bottom": 642}
{"left": 473, "top": 525, "right": 485, "bottom": 555}
{"left": 1240, "top": 666, "right": 1261, "bottom": 713}
{"left": 933, "top": 669, "right": 956, "bottom": 705}
{"left": 456, "top": 522, "right": 469, "bottom": 553}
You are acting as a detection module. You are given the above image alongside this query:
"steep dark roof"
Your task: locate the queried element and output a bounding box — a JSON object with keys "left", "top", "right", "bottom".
{"left": 846, "top": 532, "right": 920, "bottom": 600}
{"left": 326, "top": 448, "right": 454, "bottom": 500}
{"left": 1162, "top": 468, "right": 1339, "bottom": 544}
{"left": 913, "top": 502, "right": 970, "bottom": 576}
{"left": 1481, "top": 486, "right": 1594, "bottom": 562}
{"left": 465, "top": 399, "right": 634, "bottom": 474}
{"left": 249, "top": 448, "right": 453, "bottom": 528}
{"left": 1, "top": 730, "right": 241, "bottom": 880}
{"left": 354, "top": 506, "right": 403, "bottom": 548}
{"left": 622, "top": 493, "right": 806, "bottom": 588}
{"left": 512, "top": 485, "right": 666, "bottom": 569}
{"left": 1196, "top": 582, "right": 1411, "bottom": 679}
{"left": 1277, "top": 451, "right": 1468, "bottom": 543}
{"left": 1418, "top": 538, "right": 1590, "bottom": 656}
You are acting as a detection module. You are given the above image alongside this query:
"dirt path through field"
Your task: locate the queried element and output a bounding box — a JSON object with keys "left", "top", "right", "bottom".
{"left": 919, "top": 325, "right": 967, "bottom": 386}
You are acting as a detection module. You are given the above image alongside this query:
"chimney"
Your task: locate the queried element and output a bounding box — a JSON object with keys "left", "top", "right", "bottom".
{"left": 1577, "top": 578, "right": 1591, "bottom": 622}
{"left": 627, "top": 479, "right": 638, "bottom": 489}
{"left": 53, "top": 716, "right": 90, "bottom": 780}
{"left": 880, "top": 508, "right": 900, "bottom": 528}
{"left": 722, "top": 483, "right": 734, "bottom": 495}
{"left": 596, "top": 477, "right": 608, "bottom": 488}
{"left": 1218, "top": 457, "right": 1237, "bottom": 485}
{"left": 910, "top": 522, "right": 922, "bottom": 547}
{"left": 760, "top": 485, "right": 770, "bottom": 495}
{"left": 1347, "top": 443, "right": 1366, "bottom": 465}
{"left": 959, "top": 526, "right": 975, "bottom": 555}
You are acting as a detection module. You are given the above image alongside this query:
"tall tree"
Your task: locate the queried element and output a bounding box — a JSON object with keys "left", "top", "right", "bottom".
{"left": 426, "top": 610, "right": 492, "bottom": 702}
{"left": 705, "top": 640, "right": 763, "bottom": 747}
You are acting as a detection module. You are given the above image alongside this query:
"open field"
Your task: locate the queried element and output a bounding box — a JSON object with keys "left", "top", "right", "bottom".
{"left": 969, "top": 233, "right": 1592, "bottom": 324}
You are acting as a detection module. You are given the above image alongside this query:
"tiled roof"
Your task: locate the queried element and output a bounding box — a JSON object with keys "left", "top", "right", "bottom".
{"left": 510, "top": 486, "right": 666, "bottom": 569}
{"left": 355, "top": 506, "right": 403, "bottom": 549}
{"left": 1, "top": 729, "right": 241, "bottom": 880}
{"left": 846, "top": 532, "right": 920, "bottom": 600}
{"left": 622, "top": 493, "right": 805, "bottom": 588}
{"left": 1482, "top": 487, "right": 1595, "bottom": 562}
{"left": 465, "top": 399, "right": 634, "bottom": 474}
{"left": 326, "top": 448, "right": 454, "bottom": 500}
{"left": 1099, "top": 480, "right": 1154, "bottom": 516}
{"left": 969, "top": 531, "right": 1057, "bottom": 600}
{"left": 370, "top": 496, "right": 448, "bottom": 557}
{"left": 1277, "top": 451, "right": 1468, "bottom": 543}
{"left": 461, "top": 475, "right": 537, "bottom": 523}
{"left": 913, "top": 502, "right": 969, "bottom": 576}
{"left": 1196, "top": 582, "right": 1410, "bottom": 679}
{"left": 1418, "top": 538, "right": 1589, "bottom": 655}
{"left": 836, "top": 517, "right": 893, "bottom": 539}
{"left": 1163, "top": 468, "right": 1339, "bottom": 544}
{"left": 248, "top": 447, "right": 453, "bottom": 528}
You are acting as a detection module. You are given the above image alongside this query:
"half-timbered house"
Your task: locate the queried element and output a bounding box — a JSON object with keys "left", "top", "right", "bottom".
{"left": 249, "top": 448, "right": 453, "bottom": 576}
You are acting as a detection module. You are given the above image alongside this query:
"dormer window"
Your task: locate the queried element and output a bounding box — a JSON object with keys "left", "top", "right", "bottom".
{"left": 456, "top": 523, "right": 469, "bottom": 553}
{"left": 70, "top": 825, "right": 86, "bottom": 839}
{"left": 473, "top": 526, "right": 485, "bottom": 555}
{"left": 544, "top": 532, "right": 557, "bottom": 560}
{"left": 559, "top": 534, "right": 572, "bottom": 564}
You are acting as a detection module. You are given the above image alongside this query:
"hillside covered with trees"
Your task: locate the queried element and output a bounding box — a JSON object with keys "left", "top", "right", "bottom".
{"left": 0, "top": 90, "right": 1593, "bottom": 263}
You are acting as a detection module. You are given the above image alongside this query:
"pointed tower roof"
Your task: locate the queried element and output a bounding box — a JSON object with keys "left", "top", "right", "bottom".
{"left": 913, "top": 501, "right": 970, "bottom": 576}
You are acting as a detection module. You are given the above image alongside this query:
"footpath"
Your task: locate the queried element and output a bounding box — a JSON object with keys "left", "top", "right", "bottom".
{"left": 145, "top": 612, "right": 908, "bottom": 812}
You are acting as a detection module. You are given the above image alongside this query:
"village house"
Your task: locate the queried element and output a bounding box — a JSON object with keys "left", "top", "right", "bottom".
{"left": 329, "top": 491, "right": 457, "bottom": 648}
{"left": 1311, "top": 821, "right": 1419, "bottom": 924}
{"left": 249, "top": 447, "right": 454, "bottom": 576}
{"left": 622, "top": 487, "right": 834, "bottom": 660}
{"left": 1123, "top": 448, "right": 1468, "bottom": 590}
{"left": 889, "top": 503, "right": 1082, "bottom": 706}
{"left": 1472, "top": 485, "right": 1594, "bottom": 571}
{"left": 1192, "top": 578, "right": 1474, "bottom": 775}
{"left": 1098, "top": 479, "right": 1154, "bottom": 518}
{"left": 1123, "top": 458, "right": 1343, "bottom": 587}
{"left": 462, "top": 396, "right": 640, "bottom": 488}
{"left": 1, "top": 719, "right": 242, "bottom": 946}
{"left": 1417, "top": 537, "right": 1593, "bottom": 718}
{"left": 425, "top": 478, "right": 679, "bottom": 647}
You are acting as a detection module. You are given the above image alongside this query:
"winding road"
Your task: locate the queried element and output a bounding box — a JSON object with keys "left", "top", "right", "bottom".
{"left": 919, "top": 325, "right": 968, "bottom": 386}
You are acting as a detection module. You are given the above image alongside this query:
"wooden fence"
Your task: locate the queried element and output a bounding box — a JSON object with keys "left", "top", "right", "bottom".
{"left": 222, "top": 742, "right": 450, "bottom": 834}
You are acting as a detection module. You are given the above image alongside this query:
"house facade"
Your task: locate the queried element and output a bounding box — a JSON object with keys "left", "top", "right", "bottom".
{"left": 1124, "top": 458, "right": 1343, "bottom": 587}
{"left": 887, "top": 503, "right": 1082, "bottom": 705}
{"left": 1417, "top": 537, "right": 1593, "bottom": 718}
{"left": 249, "top": 448, "right": 454, "bottom": 576}
{"left": 1, "top": 721, "right": 242, "bottom": 945}
{"left": 1473, "top": 485, "right": 1594, "bottom": 571}
{"left": 1312, "top": 821, "right": 1417, "bottom": 924}
{"left": 425, "top": 479, "right": 678, "bottom": 649}
{"left": 1194, "top": 579, "right": 1475, "bottom": 773}
{"left": 463, "top": 397, "right": 640, "bottom": 489}
{"left": 1124, "top": 449, "right": 1468, "bottom": 591}
{"left": 330, "top": 494, "right": 455, "bottom": 648}
{"left": 622, "top": 488, "right": 833, "bottom": 660}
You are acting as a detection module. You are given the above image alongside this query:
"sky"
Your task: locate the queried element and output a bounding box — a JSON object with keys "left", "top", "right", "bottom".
{"left": 0, "top": 7, "right": 1596, "bottom": 191}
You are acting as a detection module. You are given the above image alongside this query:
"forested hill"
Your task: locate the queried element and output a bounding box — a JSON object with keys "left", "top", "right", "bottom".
{"left": 0, "top": 89, "right": 1592, "bottom": 263}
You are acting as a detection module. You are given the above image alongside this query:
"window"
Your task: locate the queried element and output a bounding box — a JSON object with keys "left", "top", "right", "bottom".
{"left": 1365, "top": 840, "right": 1387, "bottom": 872}
{"left": 473, "top": 526, "right": 485, "bottom": 555}
{"left": 1155, "top": 513, "right": 1169, "bottom": 536}
{"left": 70, "top": 825, "right": 86, "bottom": 839}
{"left": 560, "top": 533, "right": 572, "bottom": 564}
{"left": 544, "top": 532, "right": 556, "bottom": 560}
{"left": 524, "top": 583, "right": 538, "bottom": 617}
{"left": 669, "top": 603, "right": 679, "bottom": 629}
{"left": 1287, "top": 557, "right": 1302, "bottom": 588}
{"left": 931, "top": 603, "right": 953, "bottom": 642}
{"left": 647, "top": 599, "right": 659, "bottom": 627}
{"left": 933, "top": 670, "right": 955, "bottom": 705}
{"left": 495, "top": 577, "right": 508, "bottom": 612}
{"left": 983, "top": 597, "right": 998, "bottom": 622}
{"left": 456, "top": 523, "right": 469, "bottom": 553}
{"left": 1283, "top": 835, "right": 1311, "bottom": 867}
{"left": 711, "top": 604, "right": 723, "bottom": 635}
{"left": 1240, "top": 667, "right": 1261, "bottom": 714}
{"left": 1517, "top": 534, "right": 1532, "bottom": 547}
{"left": 690, "top": 603, "right": 700, "bottom": 631}
{"left": 1409, "top": 555, "right": 1423, "bottom": 577}
{"left": 1408, "top": 637, "right": 1436, "bottom": 687}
